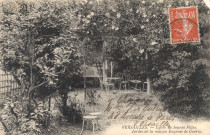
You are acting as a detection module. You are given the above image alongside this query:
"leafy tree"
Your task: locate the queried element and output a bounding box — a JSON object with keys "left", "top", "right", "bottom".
{"left": 0, "top": 0, "right": 83, "bottom": 121}
{"left": 73, "top": 0, "right": 169, "bottom": 93}
{"left": 74, "top": 0, "right": 210, "bottom": 118}
{"left": 152, "top": 1, "right": 210, "bottom": 118}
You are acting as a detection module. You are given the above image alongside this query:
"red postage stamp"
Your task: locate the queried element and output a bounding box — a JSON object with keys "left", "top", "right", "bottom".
{"left": 169, "top": 6, "right": 200, "bottom": 44}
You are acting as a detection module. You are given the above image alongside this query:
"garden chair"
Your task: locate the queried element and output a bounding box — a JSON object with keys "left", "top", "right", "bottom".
{"left": 80, "top": 96, "right": 102, "bottom": 135}
{"left": 86, "top": 89, "right": 97, "bottom": 105}
{"left": 119, "top": 74, "right": 130, "bottom": 90}
{"left": 99, "top": 79, "right": 115, "bottom": 91}
{"left": 143, "top": 81, "right": 147, "bottom": 91}
{"left": 80, "top": 115, "right": 99, "bottom": 135}
{"left": 112, "top": 73, "right": 122, "bottom": 89}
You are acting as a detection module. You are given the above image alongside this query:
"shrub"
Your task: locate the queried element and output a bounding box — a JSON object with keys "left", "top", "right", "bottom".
{"left": 0, "top": 95, "right": 56, "bottom": 134}
{"left": 56, "top": 92, "right": 85, "bottom": 124}
{"left": 154, "top": 44, "right": 210, "bottom": 119}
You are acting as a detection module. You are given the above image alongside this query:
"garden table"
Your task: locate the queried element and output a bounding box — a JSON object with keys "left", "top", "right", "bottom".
{"left": 129, "top": 80, "right": 142, "bottom": 90}
{"left": 107, "top": 77, "right": 121, "bottom": 89}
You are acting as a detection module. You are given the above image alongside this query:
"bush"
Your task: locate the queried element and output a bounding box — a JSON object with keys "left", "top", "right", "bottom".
{"left": 154, "top": 44, "right": 210, "bottom": 119}
{"left": 57, "top": 92, "right": 85, "bottom": 124}
{"left": 0, "top": 96, "right": 56, "bottom": 134}
{"left": 159, "top": 66, "right": 210, "bottom": 119}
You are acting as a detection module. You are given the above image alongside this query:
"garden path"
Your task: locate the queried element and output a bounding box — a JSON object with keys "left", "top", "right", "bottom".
{"left": 54, "top": 89, "right": 174, "bottom": 135}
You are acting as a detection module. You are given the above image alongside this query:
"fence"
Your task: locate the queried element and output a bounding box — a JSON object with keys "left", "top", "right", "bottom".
{"left": 0, "top": 69, "right": 21, "bottom": 103}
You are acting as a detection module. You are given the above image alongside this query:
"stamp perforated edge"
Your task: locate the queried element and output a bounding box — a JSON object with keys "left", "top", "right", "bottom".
{"left": 168, "top": 6, "right": 201, "bottom": 44}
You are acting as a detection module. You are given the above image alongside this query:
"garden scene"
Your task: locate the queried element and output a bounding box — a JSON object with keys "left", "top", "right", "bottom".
{"left": 0, "top": 0, "right": 210, "bottom": 135}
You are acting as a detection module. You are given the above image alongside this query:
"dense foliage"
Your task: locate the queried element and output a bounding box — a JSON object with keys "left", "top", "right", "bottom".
{"left": 0, "top": 1, "right": 83, "bottom": 132}
{"left": 0, "top": 2, "right": 209, "bottom": 134}
{"left": 153, "top": 2, "right": 210, "bottom": 119}
{"left": 0, "top": 0, "right": 83, "bottom": 96}
{"left": 0, "top": 95, "right": 56, "bottom": 134}
{"left": 73, "top": 0, "right": 210, "bottom": 119}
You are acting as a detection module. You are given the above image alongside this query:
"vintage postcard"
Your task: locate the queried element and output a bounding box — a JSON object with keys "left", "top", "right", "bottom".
{"left": 0, "top": 0, "right": 210, "bottom": 135}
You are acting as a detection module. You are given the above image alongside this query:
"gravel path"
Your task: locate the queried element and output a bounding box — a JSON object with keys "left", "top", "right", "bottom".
{"left": 54, "top": 89, "right": 171, "bottom": 135}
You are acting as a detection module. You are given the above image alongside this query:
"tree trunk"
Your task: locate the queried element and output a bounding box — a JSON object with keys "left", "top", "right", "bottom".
{"left": 147, "top": 77, "right": 151, "bottom": 95}
{"left": 145, "top": 52, "right": 153, "bottom": 95}
{"left": 47, "top": 97, "right": 51, "bottom": 126}
{"left": 60, "top": 90, "right": 68, "bottom": 116}
{"left": 62, "top": 93, "right": 68, "bottom": 108}
{"left": 84, "top": 62, "right": 87, "bottom": 103}
{"left": 103, "top": 60, "right": 107, "bottom": 82}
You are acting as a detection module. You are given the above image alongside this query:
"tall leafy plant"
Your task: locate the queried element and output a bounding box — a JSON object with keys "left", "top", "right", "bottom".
{"left": 0, "top": 1, "right": 82, "bottom": 121}
{"left": 153, "top": 1, "right": 210, "bottom": 119}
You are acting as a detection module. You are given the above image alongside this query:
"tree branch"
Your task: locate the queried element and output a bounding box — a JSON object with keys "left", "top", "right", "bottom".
{"left": 31, "top": 80, "right": 49, "bottom": 91}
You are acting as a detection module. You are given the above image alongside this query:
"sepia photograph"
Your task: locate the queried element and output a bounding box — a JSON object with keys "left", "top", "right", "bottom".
{"left": 0, "top": 0, "right": 210, "bottom": 135}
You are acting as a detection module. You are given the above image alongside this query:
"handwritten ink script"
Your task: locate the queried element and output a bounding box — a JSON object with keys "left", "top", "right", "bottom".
{"left": 104, "top": 94, "right": 203, "bottom": 134}
{"left": 104, "top": 95, "right": 174, "bottom": 128}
